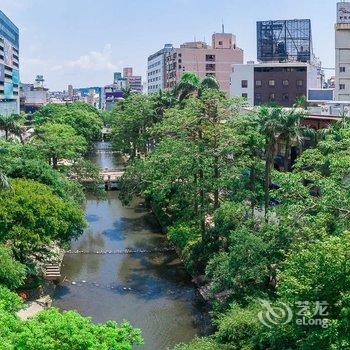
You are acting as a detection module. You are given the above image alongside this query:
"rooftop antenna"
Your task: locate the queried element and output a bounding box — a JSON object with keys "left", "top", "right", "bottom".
{"left": 222, "top": 19, "right": 225, "bottom": 33}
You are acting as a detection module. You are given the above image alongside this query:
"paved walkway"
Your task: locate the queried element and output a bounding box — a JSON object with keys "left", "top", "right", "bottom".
{"left": 17, "top": 295, "right": 52, "bottom": 320}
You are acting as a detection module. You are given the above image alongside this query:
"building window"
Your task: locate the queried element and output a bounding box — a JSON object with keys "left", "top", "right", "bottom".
{"left": 282, "top": 80, "right": 289, "bottom": 86}
{"left": 219, "top": 41, "right": 223, "bottom": 45}
{"left": 241, "top": 80, "right": 248, "bottom": 88}
{"left": 206, "top": 63, "right": 215, "bottom": 71}
{"left": 282, "top": 93, "right": 289, "bottom": 101}
{"left": 268, "top": 80, "right": 275, "bottom": 87}
{"left": 340, "top": 66, "right": 346, "bottom": 73}
{"left": 206, "top": 54, "right": 215, "bottom": 62}
{"left": 340, "top": 84, "right": 346, "bottom": 90}
{"left": 296, "top": 80, "right": 304, "bottom": 87}
{"left": 179, "top": 65, "right": 182, "bottom": 69}
{"left": 255, "top": 80, "right": 262, "bottom": 87}
{"left": 269, "top": 93, "right": 275, "bottom": 101}
{"left": 255, "top": 93, "right": 261, "bottom": 100}
{"left": 178, "top": 59, "right": 182, "bottom": 63}
{"left": 242, "top": 93, "right": 248, "bottom": 98}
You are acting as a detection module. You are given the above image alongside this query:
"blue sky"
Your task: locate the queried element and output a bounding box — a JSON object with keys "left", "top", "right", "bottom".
{"left": 1, "top": 0, "right": 339, "bottom": 90}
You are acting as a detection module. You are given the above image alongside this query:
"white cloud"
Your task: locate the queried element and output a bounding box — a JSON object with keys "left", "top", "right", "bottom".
{"left": 51, "top": 44, "right": 119, "bottom": 72}
{"left": 20, "top": 45, "right": 123, "bottom": 90}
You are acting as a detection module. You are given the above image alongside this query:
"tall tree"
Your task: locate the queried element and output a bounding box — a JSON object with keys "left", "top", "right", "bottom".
{"left": 33, "top": 123, "right": 87, "bottom": 168}
{"left": 278, "top": 109, "right": 305, "bottom": 171}
{"left": 258, "top": 106, "right": 283, "bottom": 218}
{"left": 0, "top": 114, "right": 23, "bottom": 142}
{"left": 174, "top": 72, "right": 220, "bottom": 101}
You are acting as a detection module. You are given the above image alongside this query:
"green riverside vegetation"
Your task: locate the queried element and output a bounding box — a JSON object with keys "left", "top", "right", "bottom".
{"left": 0, "top": 102, "right": 143, "bottom": 349}
{"left": 109, "top": 73, "right": 350, "bottom": 349}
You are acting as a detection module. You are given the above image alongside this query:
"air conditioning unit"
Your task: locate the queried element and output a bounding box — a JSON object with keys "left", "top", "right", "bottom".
{"left": 321, "top": 105, "right": 331, "bottom": 115}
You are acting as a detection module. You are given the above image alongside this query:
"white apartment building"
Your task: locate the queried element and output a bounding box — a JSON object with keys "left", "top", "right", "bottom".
{"left": 147, "top": 44, "right": 173, "bottom": 94}
{"left": 335, "top": 1, "right": 350, "bottom": 101}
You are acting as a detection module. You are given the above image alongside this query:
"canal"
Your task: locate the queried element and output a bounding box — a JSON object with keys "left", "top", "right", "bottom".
{"left": 53, "top": 142, "right": 209, "bottom": 350}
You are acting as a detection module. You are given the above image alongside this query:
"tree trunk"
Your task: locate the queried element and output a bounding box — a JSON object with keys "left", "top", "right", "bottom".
{"left": 284, "top": 138, "right": 291, "bottom": 172}
{"left": 198, "top": 129, "right": 206, "bottom": 238}
{"left": 213, "top": 154, "right": 219, "bottom": 210}
{"left": 193, "top": 173, "right": 198, "bottom": 215}
{"left": 249, "top": 166, "right": 256, "bottom": 216}
{"left": 52, "top": 156, "right": 58, "bottom": 169}
{"left": 5, "top": 129, "right": 8, "bottom": 141}
{"left": 264, "top": 141, "right": 275, "bottom": 220}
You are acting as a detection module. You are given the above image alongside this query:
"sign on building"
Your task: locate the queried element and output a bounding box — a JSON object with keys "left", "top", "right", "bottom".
{"left": 337, "top": 2, "right": 350, "bottom": 24}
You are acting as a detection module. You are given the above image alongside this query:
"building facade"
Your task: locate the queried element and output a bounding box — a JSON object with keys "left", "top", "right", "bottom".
{"left": 165, "top": 31, "right": 243, "bottom": 93}
{"left": 257, "top": 19, "right": 313, "bottom": 63}
{"left": 0, "top": 10, "right": 20, "bottom": 115}
{"left": 147, "top": 44, "right": 173, "bottom": 94}
{"left": 335, "top": 1, "right": 350, "bottom": 101}
{"left": 230, "top": 62, "right": 319, "bottom": 107}
{"left": 122, "top": 67, "right": 142, "bottom": 92}
{"left": 20, "top": 75, "right": 49, "bottom": 113}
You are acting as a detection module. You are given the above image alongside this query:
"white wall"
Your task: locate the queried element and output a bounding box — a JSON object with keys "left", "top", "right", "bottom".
{"left": 230, "top": 64, "right": 254, "bottom": 105}
{"left": 335, "top": 25, "right": 350, "bottom": 100}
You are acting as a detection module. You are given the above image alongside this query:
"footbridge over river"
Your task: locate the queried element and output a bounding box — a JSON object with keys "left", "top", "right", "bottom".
{"left": 101, "top": 168, "right": 124, "bottom": 190}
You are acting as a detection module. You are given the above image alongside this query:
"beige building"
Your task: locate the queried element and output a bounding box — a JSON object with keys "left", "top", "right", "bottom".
{"left": 165, "top": 30, "right": 243, "bottom": 93}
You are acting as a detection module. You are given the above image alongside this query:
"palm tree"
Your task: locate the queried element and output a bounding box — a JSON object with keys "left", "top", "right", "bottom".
{"left": 174, "top": 72, "right": 220, "bottom": 101}
{"left": 258, "top": 106, "right": 284, "bottom": 218}
{"left": 121, "top": 87, "right": 132, "bottom": 99}
{"left": 279, "top": 109, "right": 306, "bottom": 171}
{"left": 0, "top": 171, "right": 9, "bottom": 189}
{"left": 0, "top": 146, "right": 9, "bottom": 189}
{"left": 0, "top": 114, "right": 23, "bottom": 141}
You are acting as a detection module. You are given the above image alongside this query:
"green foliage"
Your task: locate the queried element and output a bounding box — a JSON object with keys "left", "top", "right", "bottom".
{"left": 214, "top": 302, "right": 266, "bottom": 350}
{"left": 12, "top": 308, "right": 143, "bottom": 350}
{"left": 173, "top": 337, "right": 230, "bottom": 350}
{"left": 7, "top": 158, "right": 84, "bottom": 204}
{"left": 110, "top": 94, "right": 156, "bottom": 157}
{"left": 274, "top": 233, "right": 350, "bottom": 349}
{"left": 0, "top": 178, "right": 85, "bottom": 262}
{"left": 0, "top": 286, "right": 23, "bottom": 313}
{"left": 34, "top": 102, "right": 103, "bottom": 146}
{"left": 108, "top": 84, "right": 350, "bottom": 349}
{"left": 0, "top": 245, "right": 26, "bottom": 289}
{"left": 0, "top": 114, "right": 24, "bottom": 141}
{"left": 0, "top": 291, "right": 143, "bottom": 350}
{"left": 32, "top": 123, "right": 87, "bottom": 168}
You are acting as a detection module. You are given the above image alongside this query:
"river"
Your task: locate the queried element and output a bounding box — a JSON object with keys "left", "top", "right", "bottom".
{"left": 52, "top": 142, "right": 210, "bottom": 350}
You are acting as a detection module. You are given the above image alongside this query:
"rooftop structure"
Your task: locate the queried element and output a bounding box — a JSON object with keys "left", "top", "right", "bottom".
{"left": 257, "top": 19, "right": 313, "bottom": 63}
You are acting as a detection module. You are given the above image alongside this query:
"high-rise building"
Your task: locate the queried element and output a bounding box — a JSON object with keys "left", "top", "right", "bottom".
{"left": 122, "top": 67, "right": 142, "bottom": 92}
{"left": 67, "top": 84, "right": 74, "bottom": 98}
{"left": 164, "top": 29, "right": 244, "bottom": 93}
{"left": 335, "top": 1, "right": 350, "bottom": 101}
{"left": 147, "top": 44, "right": 173, "bottom": 94}
{"left": 123, "top": 67, "right": 133, "bottom": 78}
{"left": 0, "top": 10, "right": 20, "bottom": 115}
{"left": 257, "top": 19, "right": 313, "bottom": 63}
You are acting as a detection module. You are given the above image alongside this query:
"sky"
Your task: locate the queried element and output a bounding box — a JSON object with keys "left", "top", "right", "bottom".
{"left": 0, "top": 0, "right": 340, "bottom": 90}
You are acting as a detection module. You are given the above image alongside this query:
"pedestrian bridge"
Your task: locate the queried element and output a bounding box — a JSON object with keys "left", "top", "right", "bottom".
{"left": 101, "top": 168, "right": 125, "bottom": 190}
